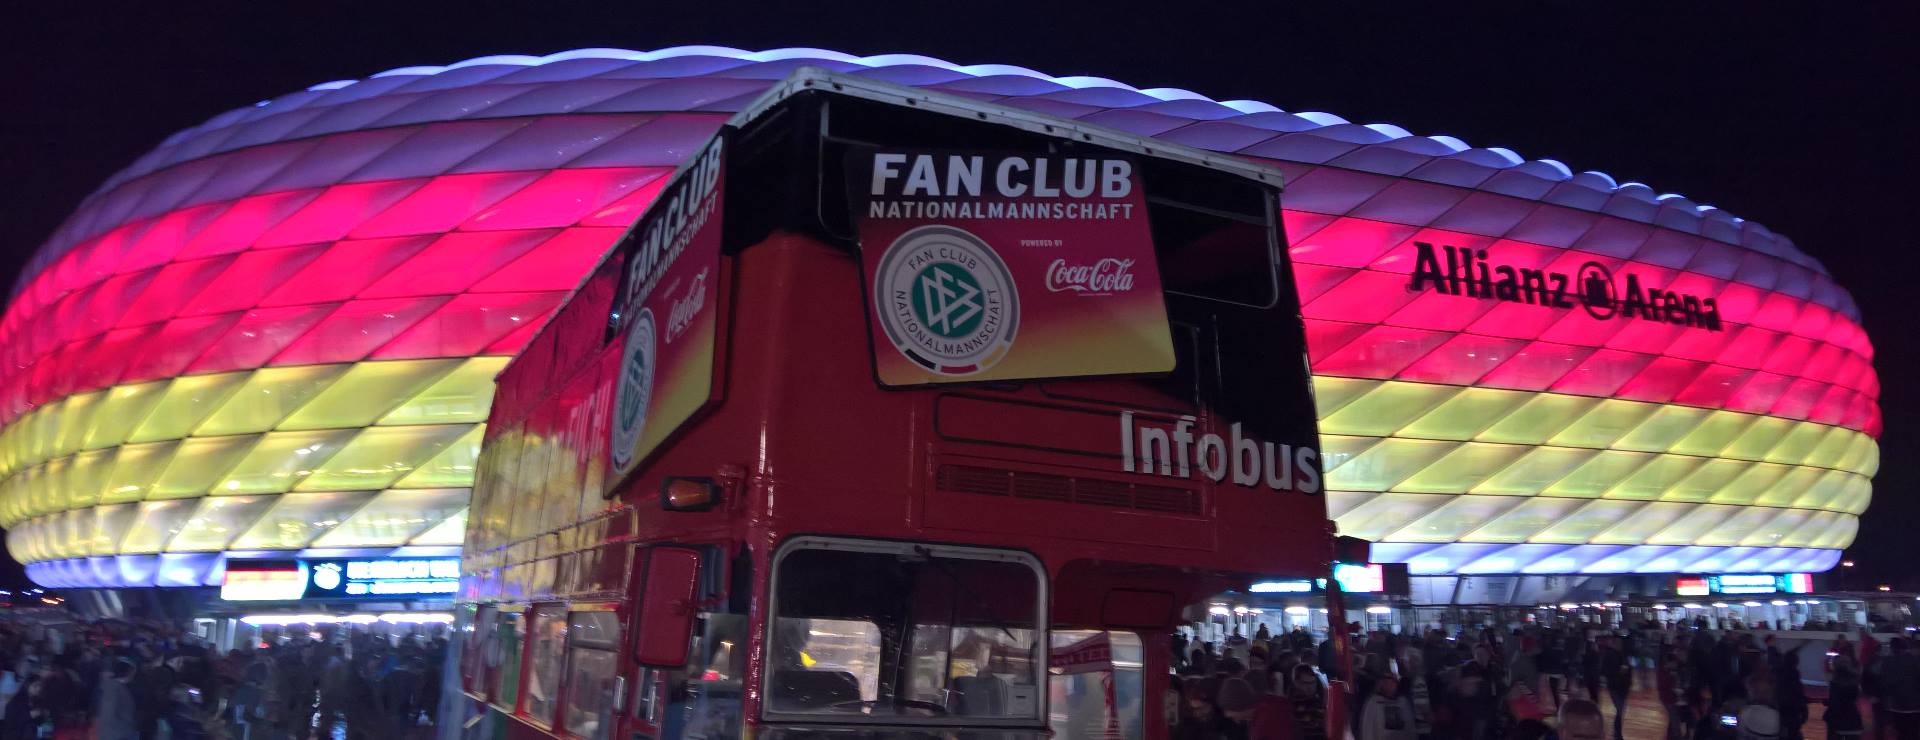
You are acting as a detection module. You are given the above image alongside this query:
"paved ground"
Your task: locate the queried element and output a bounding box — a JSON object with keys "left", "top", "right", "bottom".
{"left": 1526, "top": 675, "right": 1852, "bottom": 739}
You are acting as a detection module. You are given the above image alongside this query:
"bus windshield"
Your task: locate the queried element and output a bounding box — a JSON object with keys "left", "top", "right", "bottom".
{"left": 767, "top": 540, "right": 1045, "bottom": 724}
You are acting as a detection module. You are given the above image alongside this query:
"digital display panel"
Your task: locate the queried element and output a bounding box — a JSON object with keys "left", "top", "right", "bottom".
{"left": 220, "top": 557, "right": 459, "bottom": 601}
{"left": 1334, "top": 563, "right": 1385, "bottom": 593}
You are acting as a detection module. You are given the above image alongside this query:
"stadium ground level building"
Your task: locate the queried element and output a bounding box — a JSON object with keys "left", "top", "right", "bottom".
{"left": 1197, "top": 570, "right": 1898, "bottom": 639}
{"left": 0, "top": 48, "right": 1879, "bottom": 617}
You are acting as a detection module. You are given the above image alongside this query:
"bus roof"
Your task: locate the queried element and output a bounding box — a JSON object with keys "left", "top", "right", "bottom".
{"left": 731, "top": 66, "right": 1287, "bottom": 190}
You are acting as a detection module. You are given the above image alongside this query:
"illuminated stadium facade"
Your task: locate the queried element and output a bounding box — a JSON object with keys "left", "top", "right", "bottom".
{"left": 0, "top": 47, "right": 1876, "bottom": 590}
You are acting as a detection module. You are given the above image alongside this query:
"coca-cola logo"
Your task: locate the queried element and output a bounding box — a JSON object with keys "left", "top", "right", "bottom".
{"left": 665, "top": 268, "right": 708, "bottom": 343}
{"left": 1045, "top": 258, "right": 1136, "bottom": 295}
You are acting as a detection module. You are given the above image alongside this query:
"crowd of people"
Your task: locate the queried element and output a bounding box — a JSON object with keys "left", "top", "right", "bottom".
{"left": 0, "top": 619, "right": 447, "bottom": 740}
{"left": 1169, "top": 621, "right": 1920, "bottom": 740}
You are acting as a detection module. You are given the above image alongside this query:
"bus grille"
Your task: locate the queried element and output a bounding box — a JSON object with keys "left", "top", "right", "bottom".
{"left": 936, "top": 464, "right": 1200, "bottom": 515}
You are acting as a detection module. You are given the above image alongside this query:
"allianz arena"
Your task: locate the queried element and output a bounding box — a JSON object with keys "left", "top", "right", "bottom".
{"left": 0, "top": 47, "right": 1876, "bottom": 589}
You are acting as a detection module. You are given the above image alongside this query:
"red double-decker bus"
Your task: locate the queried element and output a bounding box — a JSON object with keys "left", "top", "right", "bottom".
{"left": 446, "top": 69, "right": 1340, "bottom": 740}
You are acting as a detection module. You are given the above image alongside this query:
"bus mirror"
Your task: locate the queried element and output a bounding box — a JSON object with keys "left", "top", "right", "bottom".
{"left": 634, "top": 547, "right": 702, "bottom": 667}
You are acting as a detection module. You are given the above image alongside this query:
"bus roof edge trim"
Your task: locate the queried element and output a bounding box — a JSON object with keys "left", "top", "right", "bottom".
{"left": 731, "top": 66, "right": 1287, "bottom": 190}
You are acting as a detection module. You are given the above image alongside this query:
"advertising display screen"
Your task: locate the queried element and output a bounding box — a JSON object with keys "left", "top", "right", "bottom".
{"left": 850, "top": 148, "right": 1174, "bottom": 386}
{"left": 1680, "top": 573, "right": 1813, "bottom": 596}
{"left": 1250, "top": 580, "right": 1315, "bottom": 594}
{"left": 609, "top": 135, "right": 727, "bottom": 475}
{"left": 1334, "top": 563, "right": 1385, "bottom": 594}
{"left": 220, "top": 557, "right": 460, "bottom": 601}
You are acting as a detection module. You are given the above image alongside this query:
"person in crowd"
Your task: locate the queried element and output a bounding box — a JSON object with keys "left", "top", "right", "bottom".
{"left": 1884, "top": 638, "right": 1920, "bottom": 740}
{"left": 1176, "top": 675, "right": 1235, "bottom": 740}
{"left": 1538, "top": 635, "right": 1568, "bottom": 711}
{"left": 1579, "top": 635, "right": 1603, "bottom": 705}
{"left": 1829, "top": 647, "right": 1867, "bottom": 740}
{"left": 1770, "top": 646, "right": 1808, "bottom": 740}
{"left": 92, "top": 660, "right": 136, "bottom": 740}
{"left": 1216, "top": 675, "right": 1296, "bottom": 740}
{"left": 1356, "top": 674, "right": 1416, "bottom": 740}
{"left": 1600, "top": 635, "right": 1633, "bottom": 740}
{"left": 1554, "top": 699, "right": 1607, "bottom": 740}
{"left": 1287, "top": 663, "right": 1325, "bottom": 740}
{"left": 1399, "top": 649, "right": 1433, "bottom": 739}
{"left": 1659, "top": 642, "right": 1695, "bottom": 740}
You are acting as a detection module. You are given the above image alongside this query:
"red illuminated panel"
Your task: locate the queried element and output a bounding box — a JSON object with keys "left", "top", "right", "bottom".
{"left": 467, "top": 228, "right": 623, "bottom": 293}
{"left": 356, "top": 230, "right": 559, "bottom": 299}
{"left": 347, "top": 171, "right": 545, "bottom": 239}
{"left": 256, "top": 236, "right": 437, "bottom": 307}
{"left": 187, "top": 306, "right": 337, "bottom": 374}
{"left": 371, "top": 292, "right": 567, "bottom": 359}
{"left": 269, "top": 298, "right": 452, "bottom": 366}
{"left": 176, "top": 246, "right": 330, "bottom": 317}
{"left": 253, "top": 180, "right": 428, "bottom": 249}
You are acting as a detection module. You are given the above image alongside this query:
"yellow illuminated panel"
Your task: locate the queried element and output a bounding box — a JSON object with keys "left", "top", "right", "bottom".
{"left": 196, "top": 365, "right": 350, "bottom": 436}
{"left": 1318, "top": 382, "right": 1456, "bottom": 437}
{"left": 1399, "top": 388, "right": 1530, "bottom": 441}
{"left": 1669, "top": 412, "right": 1757, "bottom": 457}
{"left": 119, "top": 499, "right": 197, "bottom": 554}
{"left": 1548, "top": 400, "right": 1658, "bottom": 449}
{"left": 1309, "top": 376, "right": 1379, "bottom": 417}
{"left": 1530, "top": 499, "right": 1648, "bottom": 543}
{"left": 127, "top": 373, "right": 248, "bottom": 443}
{"left": 81, "top": 381, "right": 168, "bottom": 452}
{"left": 1724, "top": 416, "right": 1796, "bottom": 461}
{"left": 1545, "top": 450, "right": 1653, "bottom": 498}
{"left": 280, "top": 359, "right": 460, "bottom": 431}
{"left": 1330, "top": 492, "right": 1452, "bottom": 541}
{"left": 148, "top": 435, "right": 261, "bottom": 500}
{"left": 1393, "top": 495, "right": 1524, "bottom": 542}
{"left": 312, "top": 487, "right": 468, "bottom": 548}
{"left": 230, "top": 490, "right": 376, "bottom": 550}
{"left": 100, "top": 441, "right": 180, "bottom": 505}
{"left": 1471, "top": 446, "right": 1596, "bottom": 495}
{"left": 167, "top": 495, "right": 275, "bottom": 551}
{"left": 410, "top": 508, "right": 468, "bottom": 545}
{"left": 394, "top": 424, "right": 484, "bottom": 489}
{"left": 378, "top": 357, "right": 507, "bottom": 426}
{"left": 1661, "top": 459, "right": 1749, "bottom": 502}
{"left": 89, "top": 504, "right": 136, "bottom": 555}
{"left": 1476, "top": 395, "right": 1598, "bottom": 445}
{"left": 295, "top": 424, "right": 473, "bottom": 491}
{"left": 1394, "top": 442, "right": 1529, "bottom": 493}
{"left": 1468, "top": 497, "right": 1586, "bottom": 542}
{"left": 212, "top": 429, "right": 359, "bottom": 495}
{"left": 1324, "top": 437, "right": 1457, "bottom": 492}
{"left": 1613, "top": 405, "right": 1710, "bottom": 452}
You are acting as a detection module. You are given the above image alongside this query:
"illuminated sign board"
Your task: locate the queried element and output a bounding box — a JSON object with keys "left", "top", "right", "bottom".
{"left": 1334, "top": 563, "right": 1385, "bottom": 594}
{"left": 220, "top": 561, "right": 306, "bottom": 602}
{"left": 1408, "top": 242, "right": 1724, "bottom": 331}
{"left": 1678, "top": 573, "right": 1813, "bottom": 596}
{"left": 221, "top": 557, "right": 460, "bottom": 601}
{"left": 1249, "top": 580, "right": 1314, "bottom": 594}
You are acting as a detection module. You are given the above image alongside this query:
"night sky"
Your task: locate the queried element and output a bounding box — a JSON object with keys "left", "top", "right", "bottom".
{"left": 1, "top": 4, "right": 1913, "bottom": 591}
